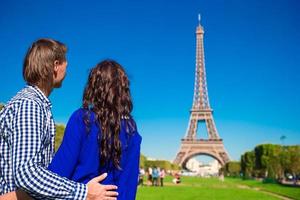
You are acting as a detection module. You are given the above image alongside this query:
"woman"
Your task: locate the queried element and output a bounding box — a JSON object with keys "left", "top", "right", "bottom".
{"left": 48, "top": 59, "right": 142, "bottom": 200}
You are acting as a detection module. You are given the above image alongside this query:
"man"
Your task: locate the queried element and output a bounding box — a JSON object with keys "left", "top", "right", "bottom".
{"left": 0, "top": 39, "right": 118, "bottom": 200}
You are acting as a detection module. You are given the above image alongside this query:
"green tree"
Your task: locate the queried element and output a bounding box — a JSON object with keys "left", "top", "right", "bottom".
{"left": 241, "top": 151, "right": 255, "bottom": 179}
{"left": 283, "top": 146, "right": 300, "bottom": 178}
{"left": 171, "top": 163, "right": 181, "bottom": 170}
{"left": 241, "top": 144, "right": 300, "bottom": 180}
{"left": 255, "top": 144, "right": 283, "bottom": 179}
{"left": 224, "top": 161, "right": 241, "bottom": 177}
{"left": 140, "top": 154, "right": 147, "bottom": 168}
{"left": 0, "top": 103, "right": 4, "bottom": 111}
{"left": 55, "top": 124, "right": 65, "bottom": 151}
{"left": 143, "top": 159, "right": 180, "bottom": 170}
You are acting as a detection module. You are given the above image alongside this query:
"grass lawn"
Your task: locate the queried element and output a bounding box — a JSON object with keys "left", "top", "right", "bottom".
{"left": 136, "top": 176, "right": 299, "bottom": 200}
{"left": 227, "top": 178, "right": 300, "bottom": 200}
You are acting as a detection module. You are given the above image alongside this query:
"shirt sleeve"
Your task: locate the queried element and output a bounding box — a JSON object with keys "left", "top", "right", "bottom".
{"left": 116, "top": 132, "right": 142, "bottom": 200}
{"left": 48, "top": 109, "right": 84, "bottom": 179}
{"left": 11, "top": 100, "right": 87, "bottom": 200}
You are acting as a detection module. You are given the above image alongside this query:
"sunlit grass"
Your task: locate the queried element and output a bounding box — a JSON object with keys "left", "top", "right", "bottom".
{"left": 226, "top": 178, "right": 300, "bottom": 200}
{"left": 136, "top": 176, "right": 299, "bottom": 200}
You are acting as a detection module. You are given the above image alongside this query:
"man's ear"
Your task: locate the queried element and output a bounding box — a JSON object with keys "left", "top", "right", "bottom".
{"left": 54, "top": 60, "right": 59, "bottom": 72}
{"left": 53, "top": 60, "right": 59, "bottom": 78}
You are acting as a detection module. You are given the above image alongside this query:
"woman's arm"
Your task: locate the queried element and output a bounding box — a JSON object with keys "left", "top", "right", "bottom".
{"left": 48, "top": 109, "right": 84, "bottom": 178}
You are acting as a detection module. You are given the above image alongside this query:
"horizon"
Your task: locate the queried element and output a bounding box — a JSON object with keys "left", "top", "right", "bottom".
{"left": 1, "top": 0, "right": 300, "bottom": 162}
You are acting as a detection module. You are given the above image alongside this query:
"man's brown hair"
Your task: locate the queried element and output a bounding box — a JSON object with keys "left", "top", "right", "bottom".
{"left": 23, "top": 38, "right": 67, "bottom": 87}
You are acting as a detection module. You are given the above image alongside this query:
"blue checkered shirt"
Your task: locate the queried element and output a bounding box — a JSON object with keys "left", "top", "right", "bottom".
{"left": 0, "top": 85, "right": 87, "bottom": 199}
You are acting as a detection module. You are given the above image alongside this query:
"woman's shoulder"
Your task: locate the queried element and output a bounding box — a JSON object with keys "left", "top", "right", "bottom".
{"left": 66, "top": 108, "right": 97, "bottom": 131}
{"left": 71, "top": 108, "right": 88, "bottom": 117}
{"left": 69, "top": 108, "right": 96, "bottom": 121}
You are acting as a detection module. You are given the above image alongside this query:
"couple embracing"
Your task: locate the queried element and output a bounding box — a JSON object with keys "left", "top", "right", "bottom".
{"left": 0, "top": 38, "right": 141, "bottom": 200}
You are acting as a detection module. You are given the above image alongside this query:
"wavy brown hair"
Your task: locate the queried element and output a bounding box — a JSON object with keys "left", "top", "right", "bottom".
{"left": 82, "top": 60, "right": 133, "bottom": 169}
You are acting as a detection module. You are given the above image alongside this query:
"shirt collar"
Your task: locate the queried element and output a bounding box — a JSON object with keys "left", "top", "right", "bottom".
{"left": 26, "top": 85, "right": 52, "bottom": 108}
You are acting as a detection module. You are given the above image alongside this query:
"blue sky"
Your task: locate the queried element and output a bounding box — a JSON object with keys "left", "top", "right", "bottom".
{"left": 1, "top": 0, "right": 299, "bottom": 161}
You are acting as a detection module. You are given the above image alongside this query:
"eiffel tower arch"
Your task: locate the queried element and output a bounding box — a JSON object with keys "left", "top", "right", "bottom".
{"left": 174, "top": 16, "right": 230, "bottom": 169}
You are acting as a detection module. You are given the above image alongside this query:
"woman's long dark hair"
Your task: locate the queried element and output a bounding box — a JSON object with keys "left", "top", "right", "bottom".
{"left": 82, "top": 60, "right": 133, "bottom": 169}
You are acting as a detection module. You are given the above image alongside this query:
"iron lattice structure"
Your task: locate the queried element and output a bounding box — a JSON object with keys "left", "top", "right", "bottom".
{"left": 174, "top": 18, "right": 230, "bottom": 168}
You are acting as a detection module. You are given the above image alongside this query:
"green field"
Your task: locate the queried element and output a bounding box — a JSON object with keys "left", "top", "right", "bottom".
{"left": 136, "top": 176, "right": 300, "bottom": 200}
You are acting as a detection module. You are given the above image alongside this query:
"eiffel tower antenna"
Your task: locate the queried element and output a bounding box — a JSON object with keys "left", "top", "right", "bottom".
{"left": 174, "top": 16, "right": 230, "bottom": 169}
{"left": 198, "top": 13, "right": 201, "bottom": 25}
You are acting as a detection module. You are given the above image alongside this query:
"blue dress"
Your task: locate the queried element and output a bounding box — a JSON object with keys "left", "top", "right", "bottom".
{"left": 48, "top": 108, "right": 142, "bottom": 200}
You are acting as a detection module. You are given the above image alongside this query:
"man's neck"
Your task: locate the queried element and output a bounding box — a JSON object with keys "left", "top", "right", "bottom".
{"left": 36, "top": 84, "right": 52, "bottom": 97}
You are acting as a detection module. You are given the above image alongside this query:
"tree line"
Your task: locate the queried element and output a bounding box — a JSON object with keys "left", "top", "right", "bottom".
{"left": 0, "top": 103, "right": 4, "bottom": 111}
{"left": 139, "top": 154, "right": 181, "bottom": 171}
{"left": 223, "top": 144, "right": 300, "bottom": 180}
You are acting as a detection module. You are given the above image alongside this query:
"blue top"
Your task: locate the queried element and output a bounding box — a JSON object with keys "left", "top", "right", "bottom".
{"left": 48, "top": 108, "right": 142, "bottom": 200}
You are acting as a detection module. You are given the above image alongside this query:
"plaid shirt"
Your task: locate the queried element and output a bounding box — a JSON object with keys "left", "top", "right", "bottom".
{"left": 0, "top": 85, "right": 87, "bottom": 199}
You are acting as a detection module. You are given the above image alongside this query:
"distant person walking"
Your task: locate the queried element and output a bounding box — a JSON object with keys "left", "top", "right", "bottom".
{"left": 147, "top": 167, "right": 153, "bottom": 186}
{"left": 219, "top": 172, "right": 224, "bottom": 182}
{"left": 160, "top": 168, "right": 166, "bottom": 187}
{"left": 152, "top": 166, "right": 159, "bottom": 186}
{"left": 139, "top": 167, "right": 145, "bottom": 186}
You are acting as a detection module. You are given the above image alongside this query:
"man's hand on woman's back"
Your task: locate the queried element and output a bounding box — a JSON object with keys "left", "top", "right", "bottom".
{"left": 86, "top": 173, "right": 118, "bottom": 200}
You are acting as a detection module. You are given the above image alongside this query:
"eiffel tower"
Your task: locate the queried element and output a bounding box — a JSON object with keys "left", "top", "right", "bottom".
{"left": 174, "top": 15, "right": 230, "bottom": 168}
